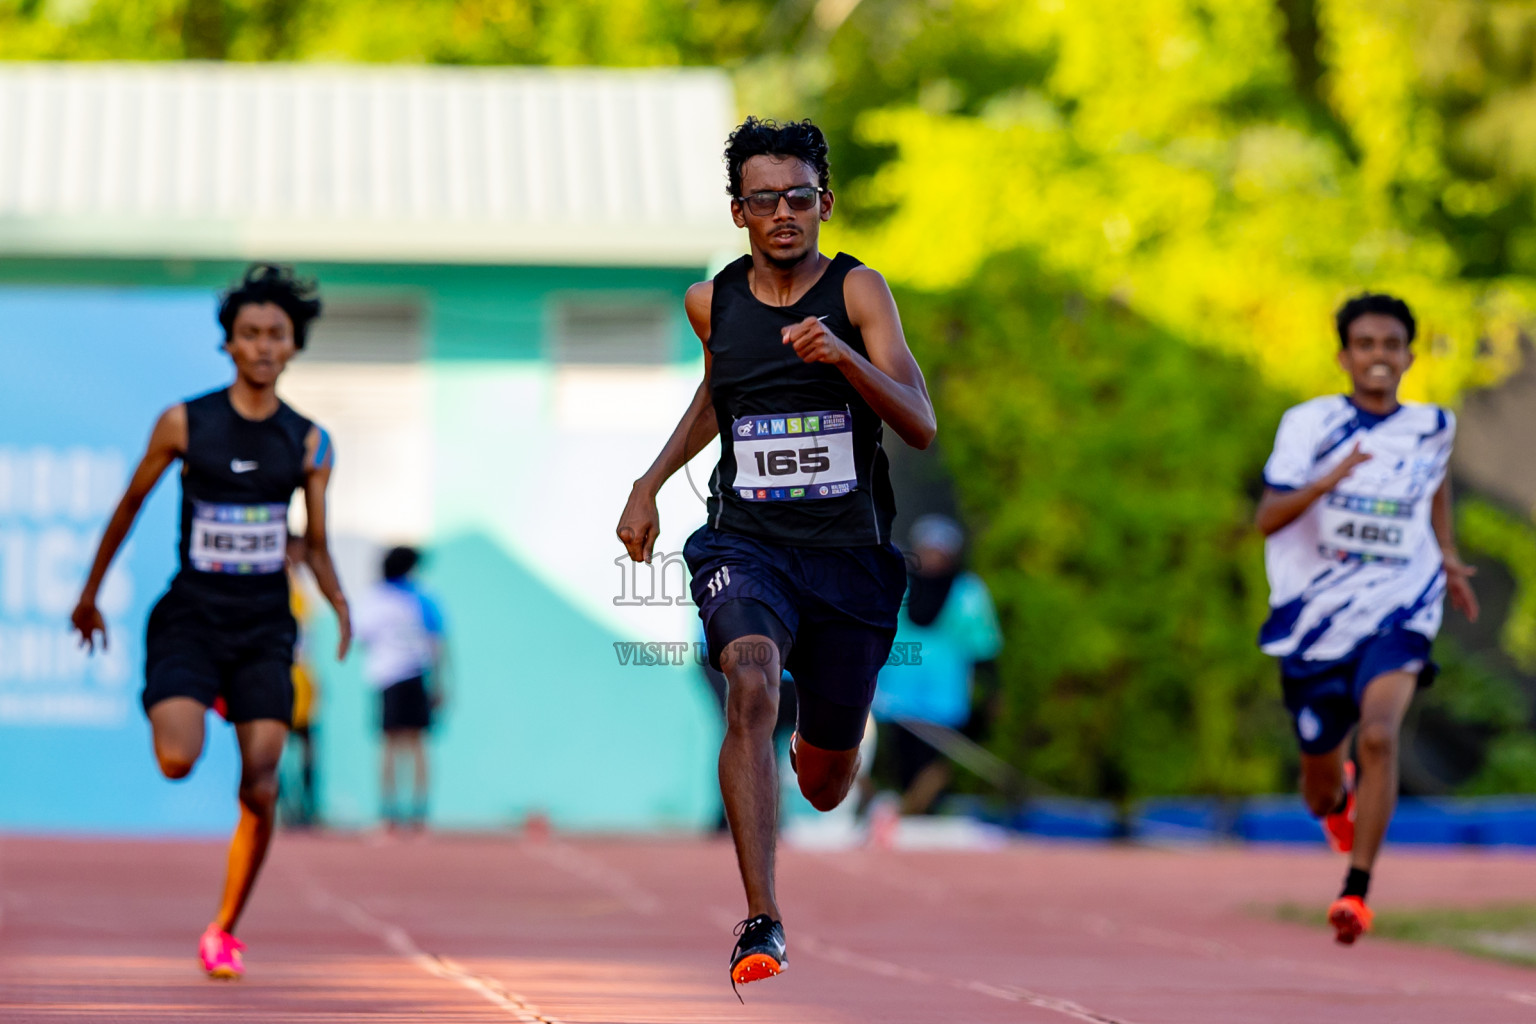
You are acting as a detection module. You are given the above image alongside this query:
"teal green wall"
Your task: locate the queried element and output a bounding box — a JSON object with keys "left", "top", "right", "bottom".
{"left": 2, "top": 257, "right": 725, "bottom": 831}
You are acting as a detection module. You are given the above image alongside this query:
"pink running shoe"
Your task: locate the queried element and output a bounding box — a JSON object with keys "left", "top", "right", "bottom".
{"left": 199, "top": 923, "right": 246, "bottom": 980}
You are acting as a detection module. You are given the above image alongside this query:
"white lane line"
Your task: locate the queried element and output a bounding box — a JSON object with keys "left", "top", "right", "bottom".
{"left": 796, "top": 934, "right": 1137, "bottom": 1024}
{"left": 305, "top": 883, "right": 566, "bottom": 1024}
{"left": 704, "top": 906, "right": 1135, "bottom": 1024}
{"left": 519, "top": 839, "right": 662, "bottom": 916}
{"left": 811, "top": 851, "right": 1536, "bottom": 1009}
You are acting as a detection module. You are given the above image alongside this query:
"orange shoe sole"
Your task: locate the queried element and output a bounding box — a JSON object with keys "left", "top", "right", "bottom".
{"left": 205, "top": 966, "right": 242, "bottom": 980}
{"left": 731, "top": 953, "right": 785, "bottom": 985}
{"left": 1329, "top": 896, "right": 1372, "bottom": 945}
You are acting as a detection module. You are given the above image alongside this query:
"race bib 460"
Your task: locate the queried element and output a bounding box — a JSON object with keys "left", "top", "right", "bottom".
{"left": 190, "top": 501, "right": 288, "bottom": 574}
{"left": 730, "top": 411, "right": 858, "bottom": 501}
{"left": 1317, "top": 493, "right": 1420, "bottom": 567}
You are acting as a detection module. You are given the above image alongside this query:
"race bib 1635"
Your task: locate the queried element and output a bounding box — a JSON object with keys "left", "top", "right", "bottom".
{"left": 189, "top": 501, "right": 289, "bottom": 574}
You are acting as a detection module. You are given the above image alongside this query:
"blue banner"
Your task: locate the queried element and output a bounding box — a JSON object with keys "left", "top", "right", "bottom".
{"left": 0, "top": 288, "right": 241, "bottom": 835}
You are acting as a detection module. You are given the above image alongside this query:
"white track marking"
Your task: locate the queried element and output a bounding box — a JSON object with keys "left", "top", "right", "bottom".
{"left": 519, "top": 839, "right": 662, "bottom": 916}
{"left": 704, "top": 906, "right": 1135, "bottom": 1024}
{"left": 811, "top": 850, "right": 1536, "bottom": 1007}
{"left": 796, "top": 934, "right": 1137, "bottom": 1024}
{"left": 305, "top": 883, "right": 566, "bottom": 1024}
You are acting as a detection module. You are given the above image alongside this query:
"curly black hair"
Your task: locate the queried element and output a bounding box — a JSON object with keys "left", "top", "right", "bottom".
{"left": 217, "top": 263, "right": 323, "bottom": 350}
{"left": 724, "top": 117, "right": 831, "bottom": 198}
{"left": 1335, "top": 292, "right": 1416, "bottom": 348}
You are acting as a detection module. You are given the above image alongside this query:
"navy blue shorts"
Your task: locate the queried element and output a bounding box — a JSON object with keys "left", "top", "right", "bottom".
{"left": 683, "top": 524, "right": 905, "bottom": 743}
{"left": 1279, "top": 628, "right": 1437, "bottom": 755}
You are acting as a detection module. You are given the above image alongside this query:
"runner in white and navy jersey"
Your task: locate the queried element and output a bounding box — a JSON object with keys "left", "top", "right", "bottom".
{"left": 1255, "top": 292, "right": 1478, "bottom": 946}
{"left": 616, "top": 117, "right": 936, "bottom": 993}
{"left": 71, "top": 265, "right": 351, "bottom": 980}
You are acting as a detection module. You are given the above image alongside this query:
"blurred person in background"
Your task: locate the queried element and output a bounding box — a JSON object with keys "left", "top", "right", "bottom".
{"left": 353, "top": 545, "right": 447, "bottom": 832}
{"left": 617, "top": 116, "right": 935, "bottom": 993}
{"left": 1255, "top": 292, "right": 1478, "bottom": 946}
{"left": 871, "top": 514, "right": 1001, "bottom": 815}
{"left": 70, "top": 264, "right": 350, "bottom": 980}
{"left": 280, "top": 534, "right": 320, "bottom": 828}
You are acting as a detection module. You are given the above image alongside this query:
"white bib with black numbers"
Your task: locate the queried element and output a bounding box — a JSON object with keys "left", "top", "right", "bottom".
{"left": 189, "top": 501, "right": 288, "bottom": 574}
{"left": 1317, "top": 492, "right": 1421, "bottom": 567}
{"left": 730, "top": 411, "right": 859, "bottom": 501}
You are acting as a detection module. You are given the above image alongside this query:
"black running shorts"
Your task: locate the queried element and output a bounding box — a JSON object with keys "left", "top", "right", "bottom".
{"left": 142, "top": 588, "right": 296, "bottom": 725}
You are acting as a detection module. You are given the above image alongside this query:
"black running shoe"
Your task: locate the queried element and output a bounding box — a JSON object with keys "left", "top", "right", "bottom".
{"left": 730, "top": 914, "right": 787, "bottom": 997}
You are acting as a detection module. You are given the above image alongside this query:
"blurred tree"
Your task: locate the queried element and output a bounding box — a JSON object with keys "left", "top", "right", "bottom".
{"left": 5, "top": 0, "right": 1536, "bottom": 796}
{"left": 898, "top": 252, "right": 1294, "bottom": 798}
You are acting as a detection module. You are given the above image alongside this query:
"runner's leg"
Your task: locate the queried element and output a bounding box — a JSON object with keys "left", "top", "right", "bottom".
{"left": 148, "top": 697, "right": 208, "bottom": 779}
{"left": 719, "top": 634, "right": 784, "bottom": 921}
{"left": 1299, "top": 742, "right": 1349, "bottom": 818}
{"left": 214, "top": 718, "right": 288, "bottom": 933}
{"left": 1351, "top": 669, "right": 1417, "bottom": 872}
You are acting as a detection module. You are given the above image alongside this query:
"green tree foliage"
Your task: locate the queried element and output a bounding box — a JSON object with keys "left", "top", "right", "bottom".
{"left": 7, "top": 0, "right": 1536, "bottom": 796}
{"left": 898, "top": 253, "right": 1293, "bottom": 797}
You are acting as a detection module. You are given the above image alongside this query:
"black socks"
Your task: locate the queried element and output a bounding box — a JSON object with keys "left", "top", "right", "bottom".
{"left": 1341, "top": 867, "right": 1370, "bottom": 900}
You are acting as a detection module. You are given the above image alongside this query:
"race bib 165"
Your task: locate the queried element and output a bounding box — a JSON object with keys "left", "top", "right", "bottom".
{"left": 730, "top": 411, "right": 858, "bottom": 501}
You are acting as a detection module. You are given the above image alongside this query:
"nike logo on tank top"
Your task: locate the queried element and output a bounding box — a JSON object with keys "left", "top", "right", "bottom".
{"left": 706, "top": 253, "right": 897, "bottom": 547}
{"left": 174, "top": 388, "right": 313, "bottom": 608}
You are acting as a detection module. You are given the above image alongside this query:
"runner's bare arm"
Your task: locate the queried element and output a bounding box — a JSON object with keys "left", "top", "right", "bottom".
{"left": 1254, "top": 443, "right": 1372, "bottom": 536}
{"left": 1431, "top": 477, "right": 1478, "bottom": 622}
{"left": 70, "top": 405, "right": 187, "bottom": 653}
{"left": 303, "top": 426, "right": 351, "bottom": 659}
{"left": 781, "top": 267, "right": 935, "bottom": 450}
{"left": 616, "top": 281, "right": 720, "bottom": 564}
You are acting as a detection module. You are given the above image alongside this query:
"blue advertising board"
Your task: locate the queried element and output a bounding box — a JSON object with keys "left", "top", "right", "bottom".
{"left": 0, "top": 287, "right": 241, "bottom": 835}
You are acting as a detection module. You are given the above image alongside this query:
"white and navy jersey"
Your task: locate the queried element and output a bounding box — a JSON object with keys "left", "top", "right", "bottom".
{"left": 1259, "top": 395, "right": 1455, "bottom": 662}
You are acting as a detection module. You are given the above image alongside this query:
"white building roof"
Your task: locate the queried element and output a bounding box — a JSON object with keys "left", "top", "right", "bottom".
{"left": 0, "top": 62, "right": 741, "bottom": 267}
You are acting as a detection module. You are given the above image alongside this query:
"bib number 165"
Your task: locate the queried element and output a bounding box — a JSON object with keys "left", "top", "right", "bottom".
{"left": 752, "top": 446, "right": 831, "bottom": 476}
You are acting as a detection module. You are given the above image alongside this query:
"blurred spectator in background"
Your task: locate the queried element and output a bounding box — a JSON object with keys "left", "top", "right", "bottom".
{"left": 280, "top": 535, "right": 320, "bottom": 828}
{"left": 872, "top": 514, "right": 1002, "bottom": 814}
{"left": 353, "top": 546, "right": 447, "bottom": 831}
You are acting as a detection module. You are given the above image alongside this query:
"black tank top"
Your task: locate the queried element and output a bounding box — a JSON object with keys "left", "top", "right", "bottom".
{"left": 171, "top": 388, "right": 312, "bottom": 612}
{"left": 705, "top": 252, "right": 896, "bottom": 546}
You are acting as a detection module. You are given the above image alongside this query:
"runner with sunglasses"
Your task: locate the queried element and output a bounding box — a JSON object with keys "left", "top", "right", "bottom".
{"left": 616, "top": 116, "right": 936, "bottom": 993}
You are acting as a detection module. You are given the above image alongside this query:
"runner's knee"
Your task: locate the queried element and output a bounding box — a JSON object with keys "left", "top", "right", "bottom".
{"left": 724, "top": 672, "right": 779, "bottom": 734}
{"left": 1303, "top": 783, "right": 1340, "bottom": 818}
{"left": 156, "top": 748, "right": 197, "bottom": 780}
{"left": 798, "top": 764, "right": 856, "bottom": 812}
{"left": 1357, "top": 719, "right": 1398, "bottom": 763}
{"left": 239, "top": 765, "right": 280, "bottom": 810}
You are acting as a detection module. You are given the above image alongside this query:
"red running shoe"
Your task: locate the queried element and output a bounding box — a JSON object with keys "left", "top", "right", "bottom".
{"left": 1322, "top": 761, "right": 1356, "bottom": 854}
{"left": 1328, "top": 895, "right": 1373, "bottom": 945}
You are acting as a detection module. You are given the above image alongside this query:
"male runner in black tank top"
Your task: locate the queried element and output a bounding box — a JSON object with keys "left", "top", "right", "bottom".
{"left": 71, "top": 264, "right": 351, "bottom": 980}
{"left": 617, "top": 118, "right": 936, "bottom": 992}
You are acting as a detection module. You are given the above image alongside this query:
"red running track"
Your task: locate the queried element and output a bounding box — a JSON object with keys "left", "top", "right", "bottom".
{"left": 3, "top": 833, "right": 1535, "bottom": 1023}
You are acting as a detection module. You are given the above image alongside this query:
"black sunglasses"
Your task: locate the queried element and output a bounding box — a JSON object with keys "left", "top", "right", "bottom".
{"left": 737, "top": 186, "right": 826, "bottom": 217}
